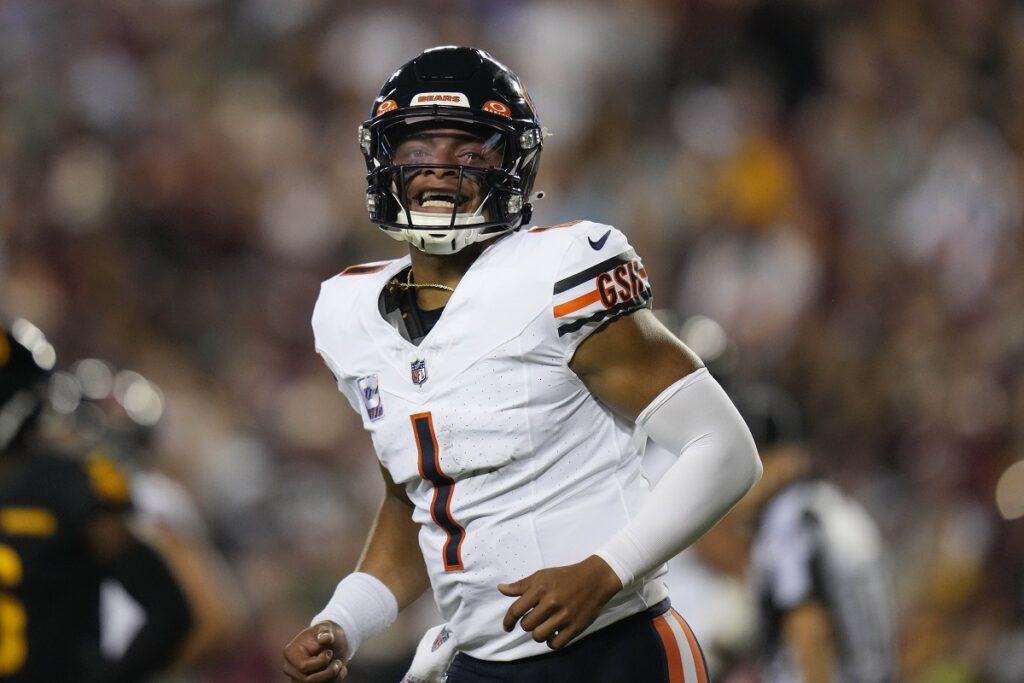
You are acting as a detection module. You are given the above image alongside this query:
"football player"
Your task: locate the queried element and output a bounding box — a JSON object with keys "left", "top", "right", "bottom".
{"left": 0, "top": 321, "right": 192, "bottom": 682}
{"left": 283, "top": 46, "right": 762, "bottom": 683}
{"left": 45, "top": 358, "right": 247, "bottom": 672}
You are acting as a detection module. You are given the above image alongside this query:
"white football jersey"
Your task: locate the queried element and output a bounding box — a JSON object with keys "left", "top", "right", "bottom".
{"left": 312, "top": 220, "right": 668, "bottom": 661}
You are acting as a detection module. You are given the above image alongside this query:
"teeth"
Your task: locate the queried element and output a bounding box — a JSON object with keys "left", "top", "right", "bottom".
{"left": 420, "top": 191, "right": 458, "bottom": 207}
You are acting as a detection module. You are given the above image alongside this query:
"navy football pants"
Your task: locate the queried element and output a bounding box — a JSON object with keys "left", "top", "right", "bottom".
{"left": 443, "top": 599, "right": 710, "bottom": 683}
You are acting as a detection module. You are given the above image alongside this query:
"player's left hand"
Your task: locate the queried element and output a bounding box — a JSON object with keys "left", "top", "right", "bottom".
{"left": 498, "top": 554, "right": 623, "bottom": 650}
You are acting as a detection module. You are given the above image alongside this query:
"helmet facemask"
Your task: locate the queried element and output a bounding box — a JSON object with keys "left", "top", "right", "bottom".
{"left": 361, "top": 110, "right": 541, "bottom": 255}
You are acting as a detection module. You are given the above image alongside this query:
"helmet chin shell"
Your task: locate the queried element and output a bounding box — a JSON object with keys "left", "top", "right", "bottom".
{"left": 379, "top": 223, "right": 493, "bottom": 256}
{"left": 360, "top": 47, "right": 543, "bottom": 254}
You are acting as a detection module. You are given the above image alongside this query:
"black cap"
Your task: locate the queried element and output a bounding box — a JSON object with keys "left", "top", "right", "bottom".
{"left": 730, "top": 383, "right": 804, "bottom": 449}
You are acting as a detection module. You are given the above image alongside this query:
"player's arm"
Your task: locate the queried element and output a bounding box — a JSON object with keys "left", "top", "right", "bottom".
{"left": 353, "top": 465, "right": 431, "bottom": 606}
{"left": 501, "top": 308, "right": 762, "bottom": 648}
{"left": 284, "top": 465, "right": 429, "bottom": 682}
{"left": 85, "top": 513, "right": 193, "bottom": 683}
{"left": 782, "top": 600, "right": 837, "bottom": 683}
{"left": 571, "top": 306, "right": 704, "bottom": 419}
{"left": 144, "top": 523, "right": 248, "bottom": 669}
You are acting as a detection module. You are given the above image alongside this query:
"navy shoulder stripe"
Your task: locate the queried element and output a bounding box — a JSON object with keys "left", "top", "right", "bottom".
{"left": 553, "top": 250, "right": 636, "bottom": 294}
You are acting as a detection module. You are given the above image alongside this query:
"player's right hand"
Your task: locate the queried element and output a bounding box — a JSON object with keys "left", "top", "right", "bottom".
{"left": 283, "top": 621, "right": 349, "bottom": 682}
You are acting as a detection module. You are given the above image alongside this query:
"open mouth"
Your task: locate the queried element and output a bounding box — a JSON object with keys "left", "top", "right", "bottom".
{"left": 413, "top": 190, "right": 471, "bottom": 212}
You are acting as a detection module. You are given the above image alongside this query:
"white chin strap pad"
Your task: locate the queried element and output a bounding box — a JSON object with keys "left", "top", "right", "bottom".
{"left": 384, "top": 206, "right": 489, "bottom": 254}
{"left": 381, "top": 225, "right": 472, "bottom": 255}
{"left": 382, "top": 214, "right": 508, "bottom": 255}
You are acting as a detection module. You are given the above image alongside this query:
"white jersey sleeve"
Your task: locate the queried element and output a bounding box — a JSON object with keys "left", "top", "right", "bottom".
{"left": 546, "top": 221, "right": 653, "bottom": 357}
{"left": 312, "top": 259, "right": 398, "bottom": 419}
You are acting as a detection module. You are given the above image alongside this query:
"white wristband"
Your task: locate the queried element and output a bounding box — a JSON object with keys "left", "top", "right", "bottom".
{"left": 311, "top": 572, "right": 399, "bottom": 657}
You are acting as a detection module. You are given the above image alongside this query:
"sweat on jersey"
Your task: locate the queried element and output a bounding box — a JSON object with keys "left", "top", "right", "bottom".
{"left": 312, "top": 220, "right": 666, "bottom": 661}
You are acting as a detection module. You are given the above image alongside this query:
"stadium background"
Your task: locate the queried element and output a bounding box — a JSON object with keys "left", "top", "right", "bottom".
{"left": 2, "top": 0, "right": 1023, "bottom": 680}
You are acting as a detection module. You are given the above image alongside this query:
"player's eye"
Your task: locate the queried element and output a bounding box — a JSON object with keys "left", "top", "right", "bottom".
{"left": 395, "top": 141, "right": 434, "bottom": 164}
{"left": 402, "top": 148, "right": 428, "bottom": 161}
{"left": 457, "top": 147, "right": 495, "bottom": 167}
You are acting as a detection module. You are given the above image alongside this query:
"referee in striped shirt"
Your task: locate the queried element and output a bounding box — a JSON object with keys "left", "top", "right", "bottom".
{"left": 734, "top": 384, "right": 897, "bottom": 683}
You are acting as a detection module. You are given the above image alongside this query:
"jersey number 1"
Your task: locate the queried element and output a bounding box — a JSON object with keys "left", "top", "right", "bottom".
{"left": 410, "top": 413, "right": 465, "bottom": 571}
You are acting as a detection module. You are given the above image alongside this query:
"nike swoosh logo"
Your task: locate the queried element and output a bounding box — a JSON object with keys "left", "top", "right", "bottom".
{"left": 588, "top": 230, "right": 611, "bottom": 250}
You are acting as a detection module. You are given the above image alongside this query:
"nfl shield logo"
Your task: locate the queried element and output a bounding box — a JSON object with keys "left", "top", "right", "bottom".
{"left": 410, "top": 359, "right": 428, "bottom": 386}
{"left": 431, "top": 625, "right": 452, "bottom": 652}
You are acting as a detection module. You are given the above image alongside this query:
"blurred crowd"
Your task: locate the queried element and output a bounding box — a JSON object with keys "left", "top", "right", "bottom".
{"left": 2, "top": 0, "right": 1023, "bottom": 681}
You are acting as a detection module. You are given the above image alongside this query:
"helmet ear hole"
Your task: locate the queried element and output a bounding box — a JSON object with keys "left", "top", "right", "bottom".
{"left": 360, "top": 47, "right": 543, "bottom": 251}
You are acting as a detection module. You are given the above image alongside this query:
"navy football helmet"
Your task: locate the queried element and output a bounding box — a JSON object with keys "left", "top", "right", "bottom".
{"left": 359, "top": 46, "right": 544, "bottom": 254}
{"left": 46, "top": 358, "right": 165, "bottom": 465}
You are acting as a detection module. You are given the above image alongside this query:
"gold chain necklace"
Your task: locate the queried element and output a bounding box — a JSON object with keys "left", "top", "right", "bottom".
{"left": 392, "top": 268, "right": 455, "bottom": 293}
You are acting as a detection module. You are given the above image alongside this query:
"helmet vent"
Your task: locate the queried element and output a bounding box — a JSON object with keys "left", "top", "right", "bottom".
{"left": 414, "top": 46, "right": 482, "bottom": 81}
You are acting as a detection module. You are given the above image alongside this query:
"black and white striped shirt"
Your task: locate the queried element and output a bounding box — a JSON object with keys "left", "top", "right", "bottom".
{"left": 750, "top": 479, "right": 896, "bottom": 683}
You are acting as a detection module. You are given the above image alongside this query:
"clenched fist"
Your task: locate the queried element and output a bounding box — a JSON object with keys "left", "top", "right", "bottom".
{"left": 283, "top": 622, "right": 348, "bottom": 682}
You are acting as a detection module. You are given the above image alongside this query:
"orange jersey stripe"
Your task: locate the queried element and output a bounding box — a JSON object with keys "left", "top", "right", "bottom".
{"left": 653, "top": 614, "right": 685, "bottom": 683}
{"left": 528, "top": 219, "right": 583, "bottom": 233}
{"left": 552, "top": 289, "right": 601, "bottom": 318}
{"left": 672, "top": 610, "right": 708, "bottom": 683}
{"left": 340, "top": 261, "right": 392, "bottom": 276}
